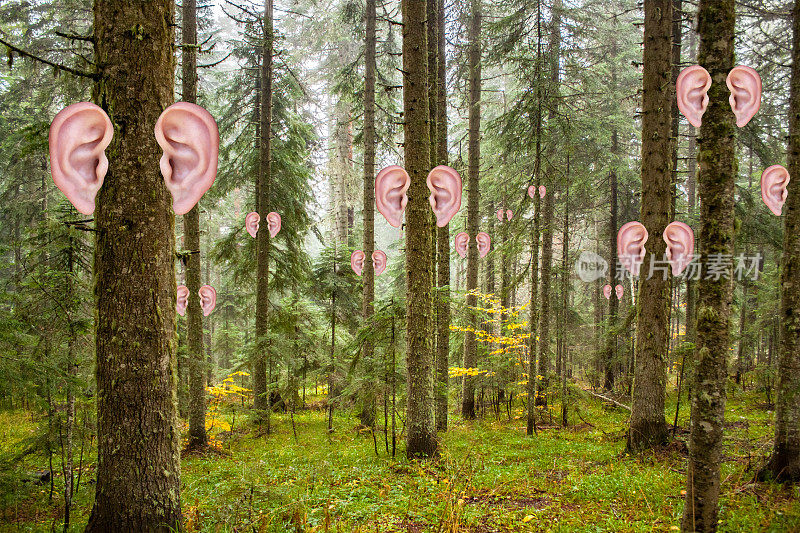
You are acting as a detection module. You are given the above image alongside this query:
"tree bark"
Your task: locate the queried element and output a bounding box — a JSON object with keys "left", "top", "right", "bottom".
{"left": 681, "top": 0, "right": 737, "bottom": 529}
{"left": 402, "top": 0, "right": 437, "bottom": 458}
{"left": 87, "top": 0, "right": 181, "bottom": 529}
{"left": 461, "top": 0, "right": 481, "bottom": 421}
{"left": 182, "top": 0, "right": 207, "bottom": 451}
{"left": 253, "top": 0, "right": 274, "bottom": 422}
{"left": 761, "top": 0, "right": 800, "bottom": 483}
{"left": 627, "top": 0, "right": 673, "bottom": 453}
{"left": 434, "top": 0, "right": 450, "bottom": 433}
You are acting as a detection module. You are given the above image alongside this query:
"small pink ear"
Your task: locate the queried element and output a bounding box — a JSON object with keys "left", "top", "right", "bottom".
{"left": 506, "top": 210, "right": 513, "bottom": 221}
{"left": 176, "top": 285, "right": 189, "bottom": 316}
{"left": 454, "top": 232, "right": 469, "bottom": 258}
{"left": 245, "top": 212, "right": 260, "bottom": 238}
{"left": 539, "top": 185, "right": 546, "bottom": 199}
{"left": 372, "top": 250, "right": 387, "bottom": 276}
{"left": 351, "top": 250, "right": 366, "bottom": 276}
{"left": 761, "top": 164, "right": 790, "bottom": 216}
{"left": 617, "top": 221, "right": 649, "bottom": 277}
{"left": 49, "top": 102, "right": 114, "bottom": 215}
{"left": 663, "top": 221, "right": 695, "bottom": 276}
{"left": 267, "top": 212, "right": 281, "bottom": 238}
{"left": 727, "top": 66, "right": 762, "bottom": 127}
{"left": 615, "top": 284, "right": 624, "bottom": 300}
{"left": 676, "top": 65, "right": 711, "bottom": 128}
{"left": 427, "top": 165, "right": 462, "bottom": 227}
{"left": 476, "top": 232, "right": 491, "bottom": 258}
{"left": 198, "top": 285, "right": 217, "bottom": 317}
{"left": 154, "top": 102, "right": 219, "bottom": 215}
{"left": 603, "top": 285, "right": 612, "bottom": 300}
{"left": 527, "top": 185, "right": 536, "bottom": 199}
{"left": 497, "top": 209, "right": 505, "bottom": 222}
{"left": 376, "top": 165, "right": 410, "bottom": 227}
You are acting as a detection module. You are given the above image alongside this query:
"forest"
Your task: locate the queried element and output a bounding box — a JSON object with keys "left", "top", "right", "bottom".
{"left": 1, "top": 0, "right": 800, "bottom": 531}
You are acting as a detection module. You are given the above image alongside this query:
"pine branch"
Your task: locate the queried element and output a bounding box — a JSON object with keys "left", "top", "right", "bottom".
{"left": 0, "top": 37, "right": 98, "bottom": 79}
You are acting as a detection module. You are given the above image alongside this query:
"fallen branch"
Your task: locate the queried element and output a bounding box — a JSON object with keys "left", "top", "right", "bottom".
{"left": 583, "top": 389, "right": 631, "bottom": 411}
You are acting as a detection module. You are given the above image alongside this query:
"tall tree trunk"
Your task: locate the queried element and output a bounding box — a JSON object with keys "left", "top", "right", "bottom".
{"left": 537, "top": 0, "right": 560, "bottom": 402}
{"left": 253, "top": 0, "right": 274, "bottom": 423}
{"left": 681, "top": 0, "right": 737, "bottom": 529}
{"left": 87, "top": 0, "right": 181, "bottom": 529}
{"left": 461, "top": 0, "right": 481, "bottom": 421}
{"left": 603, "top": 128, "right": 619, "bottom": 391}
{"left": 182, "top": 0, "right": 207, "bottom": 450}
{"left": 627, "top": 0, "right": 672, "bottom": 453}
{"left": 402, "top": 0, "right": 437, "bottom": 458}
{"left": 360, "top": 0, "right": 377, "bottom": 428}
{"left": 434, "top": 0, "right": 450, "bottom": 433}
{"left": 526, "top": 0, "right": 543, "bottom": 436}
{"left": 685, "top": 28, "right": 698, "bottom": 346}
{"left": 761, "top": 0, "right": 800, "bottom": 483}
{"left": 560, "top": 175, "right": 569, "bottom": 427}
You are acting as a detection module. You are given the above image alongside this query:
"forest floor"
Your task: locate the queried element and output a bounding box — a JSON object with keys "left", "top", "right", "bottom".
{"left": 1, "top": 384, "right": 799, "bottom": 532}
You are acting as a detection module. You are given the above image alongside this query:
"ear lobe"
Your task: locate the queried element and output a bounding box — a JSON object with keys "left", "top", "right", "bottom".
{"left": 427, "top": 165, "right": 462, "bottom": 227}
{"left": 49, "top": 102, "right": 114, "bottom": 215}
{"left": 663, "top": 221, "right": 695, "bottom": 276}
{"left": 351, "top": 250, "right": 365, "bottom": 276}
{"left": 761, "top": 164, "right": 790, "bottom": 216}
{"left": 676, "top": 65, "right": 711, "bottom": 128}
{"left": 603, "top": 284, "right": 612, "bottom": 300}
{"left": 454, "top": 232, "right": 469, "bottom": 258}
{"left": 476, "top": 232, "right": 491, "bottom": 258}
{"left": 198, "top": 285, "right": 217, "bottom": 317}
{"left": 617, "top": 221, "right": 649, "bottom": 277}
{"left": 154, "top": 102, "right": 219, "bottom": 215}
{"left": 176, "top": 285, "right": 189, "bottom": 316}
{"left": 727, "top": 66, "right": 762, "bottom": 127}
{"left": 372, "top": 250, "right": 387, "bottom": 276}
{"left": 376, "top": 165, "right": 410, "bottom": 227}
{"left": 615, "top": 284, "right": 624, "bottom": 300}
{"left": 245, "top": 212, "right": 260, "bottom": 238}
{"left": 266, "top": 212, "right": 281, "bottom": 238}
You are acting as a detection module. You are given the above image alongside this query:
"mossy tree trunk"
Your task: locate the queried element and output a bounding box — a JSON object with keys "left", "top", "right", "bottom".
{"left": 762, "top": 0, "right": 800, "bottom": 483}
{"left": 461, "top": 0, "right": 481, "bottom": 421}
{"left": 627, "top": 0, "right": 672, "bottom": 453}
{"left": 86, "top": 0, "right": 181, "bottom": 530}
{"left": 402, "top": 0, "right": 437, "bottom": 458}
{"left": 681, "top": 0, "right": 737, "bottom": 529}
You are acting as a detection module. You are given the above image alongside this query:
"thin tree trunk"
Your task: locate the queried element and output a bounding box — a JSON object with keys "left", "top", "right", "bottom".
{"left": 434, "top": 0, "right": 450, "bottom": 433}
{"left": 761, "top": 0, "right": 800, "bottom": 483}
{"left": 253, "top": 0, "right": 274, "bottom": 426}
{"left": 461, "top": 0, "right": 481, "bottom": 421}
{"left": 87, "top": 0, "right": 181, "bottom": 529}
{"left": 681, "top": 0, "right": 737, "bottom": 528}
{"left": 627, "top": 0, "right": 672, "bottom": 453}
{"left": 402, "top": 0, "right": 437, "bottom": 458}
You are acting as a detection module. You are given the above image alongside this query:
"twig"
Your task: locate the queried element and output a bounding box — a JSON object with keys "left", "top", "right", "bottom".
{"left": 0, "top": 37, "right": 98, "bottom": 79}
{"left": 583, "top": 388, "right": 631, "bottom": 411}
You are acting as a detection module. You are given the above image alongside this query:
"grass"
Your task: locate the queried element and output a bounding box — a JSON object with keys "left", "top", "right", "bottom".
{"left": 1, "top": 385, "right": 799, "bottom": 532}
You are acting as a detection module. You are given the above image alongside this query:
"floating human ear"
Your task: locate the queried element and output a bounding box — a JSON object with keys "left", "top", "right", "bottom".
{"left": 372, "top": 250, "right": 388, "bottom": 276}
{"left": 351, "top": 250, "right": 366, "bottom": 276}
{"left": 603, "top": 284, "right": 612, "bottom": 300}
{"left": 267, "top": 212, "right": 281, "bottom": 238}
{"left": 245, "top": 212, "right": 260, "bottom": 238}
{"left": 454, "top": 232, "right": 469, "bottom": 258}
{"left": 176, "top": 285, "right": 189, "bottom": 316}
{"left": 476, "top": 232, "right": 491, "bottom": 258}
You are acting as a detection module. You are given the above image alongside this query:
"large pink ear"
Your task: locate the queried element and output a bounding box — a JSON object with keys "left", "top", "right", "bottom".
{"left": 603, "top": 284, "right": 612, "bottom": 300}
{"left": 427, "top": 165, "right": 462, "bottom": 227}
{"left": 176, "top": 285, "right": 189, "bottom": 316}
{"left": 154, "top": 102, "right": 219, "bottom": 215}
{"left": 48, "top": 102, "right": 113, "bottom": 215}
{"left": 476, "top": 232, "right": 491, "bottom": 258}
{"left": 454, "top": 232, "right": 469, "bottom": 258}
{"left": 376, "top": 165, "right": 410, "bottom": 227}
{"left": 372, "top": 250, "right": 387, "bottom": 276}
{"left": 663, "top": 221, "right": 695, "bottom": 276}
{"left": 761, "top": 164, "right": 790, "bottom": 216}
{"left": 245, "top": 212, "right": 260, "bottom": 238}
{"left": 351, "top": 250, "right": 365, "bottom": 276}
{"left": 727, "top": 66, "right": 761, "bottom": 127}
{"left": 615, "top": 284, "right": 624, "bottom": 300}
{"left": 617, "top": 221, "right": 649, "bottom": 277}
{"left": 676, "top": 65, "right": 711, "bottom": 128}
{"left": 267, "top": 212, "right": 281, "bottom": 238}
{"left": 198, "top": 285, "right": 217, "bottom": 317}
